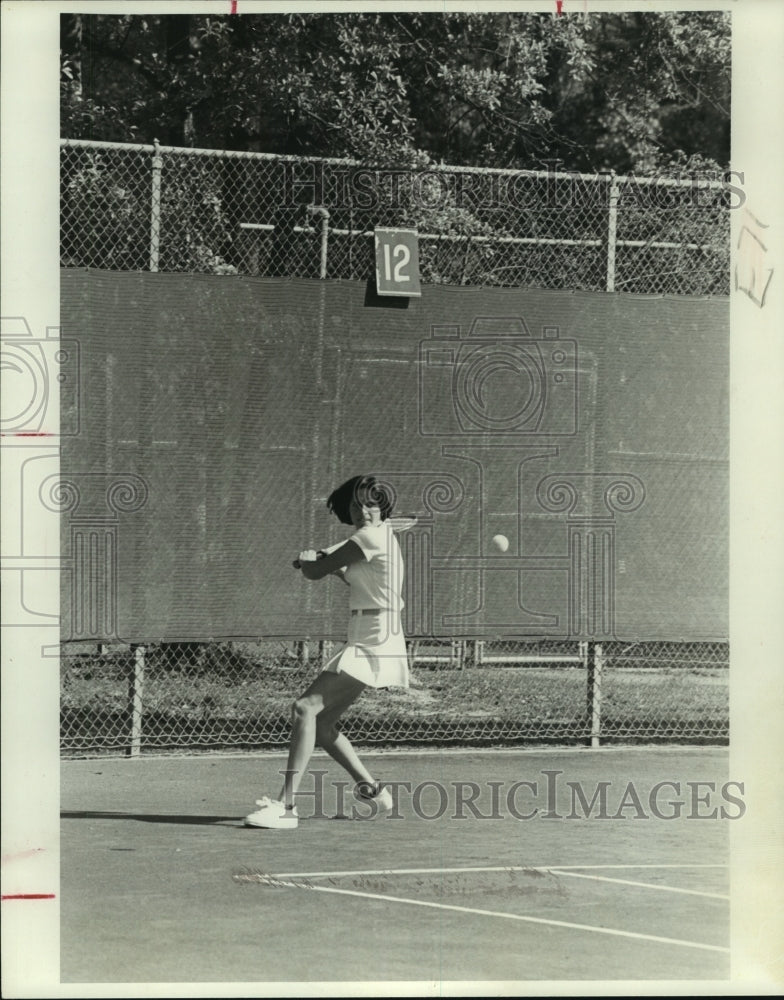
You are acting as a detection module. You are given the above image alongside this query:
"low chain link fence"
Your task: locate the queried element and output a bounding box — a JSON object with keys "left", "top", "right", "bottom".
{"left": 59, "top": 138, "right": 730, "bottom": 756}
{"left": 61, "top": 139, "right": 730, "bottom": 294}
{"left": 61, "top": 639, "right": 728, "bottom": 757}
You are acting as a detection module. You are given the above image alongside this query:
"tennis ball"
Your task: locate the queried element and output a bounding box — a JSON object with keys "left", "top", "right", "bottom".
{"left": 491, "top": 534, "right": 509, "bottom": 552}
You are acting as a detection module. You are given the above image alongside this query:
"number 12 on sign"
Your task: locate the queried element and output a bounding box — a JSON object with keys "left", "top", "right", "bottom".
{"left": 374, "top": 228, "right": 422, "bottom": 297}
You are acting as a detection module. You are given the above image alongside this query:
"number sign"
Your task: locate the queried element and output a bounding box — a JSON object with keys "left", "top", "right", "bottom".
{"left": 374, "top": 228, "right": 421, "bottom": 297}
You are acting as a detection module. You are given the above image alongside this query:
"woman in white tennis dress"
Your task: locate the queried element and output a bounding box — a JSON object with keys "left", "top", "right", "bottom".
{"left": 244, "top": 475, "right": 409, "bottom": 830}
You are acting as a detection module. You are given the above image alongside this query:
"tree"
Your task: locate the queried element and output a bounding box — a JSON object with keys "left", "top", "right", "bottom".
{"left": 61, "top": 12, "right": 730, "bottom": 174}
{"left": 60, "top": 13, "right": 83, "bottom": 102}
{"left": 541, "top": 12, "right": 730, "bottom": 174}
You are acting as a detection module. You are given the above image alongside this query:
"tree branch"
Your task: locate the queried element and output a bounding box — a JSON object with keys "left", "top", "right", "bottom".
{"left": 87, "top": 39, "right": 166, "bottom": 90}
{"left": 656, "top": 42, "right": 729, "bottom": 119}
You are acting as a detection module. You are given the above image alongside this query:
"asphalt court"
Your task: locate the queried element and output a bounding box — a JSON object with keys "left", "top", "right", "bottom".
{"left": 61, "top": 748, "right": 731, "bottom": 984}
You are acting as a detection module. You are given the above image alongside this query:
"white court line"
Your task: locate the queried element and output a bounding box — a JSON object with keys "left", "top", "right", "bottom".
{"left": 547, "top": 869, "right": 729, "bottom": 900}
{"left": 261, "top": 878, "right": 729, "bottom": 954}
{"left": 64, "top": 744, "right": 728, "bottom": 762}
{"left": 271, "top": 863, "right": 727, "bottom": 879}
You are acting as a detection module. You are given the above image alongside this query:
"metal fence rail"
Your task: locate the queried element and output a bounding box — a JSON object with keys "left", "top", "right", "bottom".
{"left": 60, "top": 639, "right": 729, "bottom": 757}
{"left": 60, "top": 139, "right": 730, "bottom": 295}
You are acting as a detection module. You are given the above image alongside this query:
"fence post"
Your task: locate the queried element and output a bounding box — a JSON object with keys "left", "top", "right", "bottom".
{"left": 460, "top": 235, "right": 473, "bottom": 285}
{"left": 128, "top": 644, "right": 145, "bottom": 757}
{"left": 149, "top": 139, "right": 162, "bottom": 272}
{"left": 585, "top": 640, "right": 604, "bottom": 747}
{"left": 303, "top": 206, "right": 330, "bottom": 621}
{"left": 606, "top": 173, "right": 619, "bottom": 292}
{"left": 307, "top": 204, "right": 330, "bottom": 280}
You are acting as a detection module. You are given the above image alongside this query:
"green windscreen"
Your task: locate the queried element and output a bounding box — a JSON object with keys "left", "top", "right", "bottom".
{"left": 59, "top": 270, "right": 728, "bottom": 643}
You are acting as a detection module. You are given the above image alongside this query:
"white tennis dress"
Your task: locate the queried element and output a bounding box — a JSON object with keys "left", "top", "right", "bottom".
{"left": 321, "top": 521, "right": 409, "bottom": 689}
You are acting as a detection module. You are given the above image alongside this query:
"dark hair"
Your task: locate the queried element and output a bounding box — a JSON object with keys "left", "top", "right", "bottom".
{"left": 326, "top": 475, "right": 395, "bottom": 525}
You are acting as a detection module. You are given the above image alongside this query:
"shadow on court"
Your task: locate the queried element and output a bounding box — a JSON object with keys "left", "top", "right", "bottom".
{"left": 61, "top": 811, "right": 240, "bottom": 826}
{"left": 61, "top": 748, "right": 731, "bottom": 985}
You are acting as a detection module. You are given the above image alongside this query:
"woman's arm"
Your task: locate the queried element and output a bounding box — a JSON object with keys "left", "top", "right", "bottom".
{"left": 296, "top": 539, "right": 366, "bottom": 581}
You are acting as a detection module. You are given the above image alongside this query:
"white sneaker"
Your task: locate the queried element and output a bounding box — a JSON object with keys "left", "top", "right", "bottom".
{"left": 373, "top": 787, "right": 394, "bottom": 815}
{"left": 354, "top": 782, "right": 394, "bottom": 818}
{"left": 244, "top": 796, "right": 298, "bottom": 829}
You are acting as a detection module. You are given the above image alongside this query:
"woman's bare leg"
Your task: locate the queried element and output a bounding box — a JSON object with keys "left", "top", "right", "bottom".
{"left": 279, "top": 670, "right": 370, "bottom": 807}
{"left": 315, "top": 700, "right": 376, "bottom": 786}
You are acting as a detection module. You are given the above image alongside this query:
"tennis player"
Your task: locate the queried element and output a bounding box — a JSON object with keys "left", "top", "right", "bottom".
{"left": 244, "top": 475, "right": 409, "bottom": 830}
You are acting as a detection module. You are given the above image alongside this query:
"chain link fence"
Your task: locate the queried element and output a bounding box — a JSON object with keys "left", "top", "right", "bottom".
{"left": 61, "top": 139, "right": 730, "bottom": 294}
{"left": 60, "top": 639, "right": 728, "bottom": 757}
{"left": 59, "top": 138, "right": 730, "bottom": 756}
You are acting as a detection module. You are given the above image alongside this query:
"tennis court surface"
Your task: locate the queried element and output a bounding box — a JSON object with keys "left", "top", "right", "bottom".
{"left": 61, "top": 746, "right": 731, "bottom": 984}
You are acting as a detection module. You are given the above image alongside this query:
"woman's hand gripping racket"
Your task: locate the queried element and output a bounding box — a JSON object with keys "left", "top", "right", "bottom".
{"left": 292, "top": 550, "right": 320, "bottom": 570}
{"left": 292, "top": 516, "right": 417, "bottom": 569}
